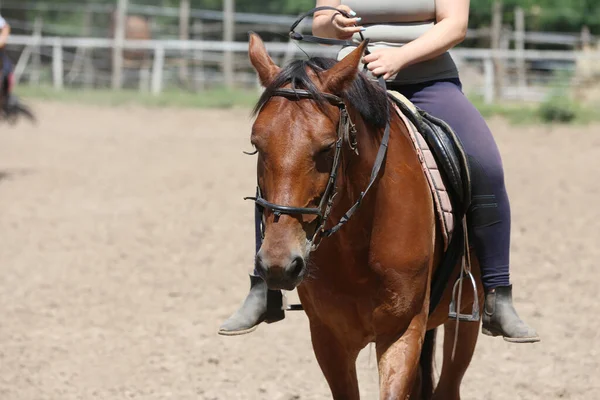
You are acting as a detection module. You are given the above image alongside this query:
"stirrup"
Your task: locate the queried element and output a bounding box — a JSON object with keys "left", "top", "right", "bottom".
{"left": 448, "top": 270, "right": 480, "bottom": 322}
{"left": 281, "top": 292, "right": 304, "bottom": 311}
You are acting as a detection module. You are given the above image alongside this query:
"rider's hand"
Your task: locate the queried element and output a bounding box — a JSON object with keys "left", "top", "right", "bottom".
{"left": 362, "top": 47, "right": 407, "bottom": 80}
{"left": 0, "top": 39, "right": 6, "bottom": 48}
{"left": 331, "top": 5, "right": 364, "bottom": 40}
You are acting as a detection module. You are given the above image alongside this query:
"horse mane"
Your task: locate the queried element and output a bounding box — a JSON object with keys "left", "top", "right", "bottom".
{"left": 252, "top": 57, "right": 389, "bottom": 129}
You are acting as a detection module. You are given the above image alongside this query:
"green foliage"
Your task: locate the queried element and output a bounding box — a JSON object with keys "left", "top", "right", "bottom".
{"left": 538, "top": 92, "right": 578, "bottom": 123}
{"left": 469, "top": 93, "right": 600, "bottom": 125}
{"left": 3, "top": 0, "right": 599, "bottom": 35}
{"left": 469, "top": 0, "right": 600, "bottom": 35}
{"left": 17, "top": 85, "right": 600, "bottom": 125}
{"left": 17, "top": 85, "right": 260, "bottom": 109}
{"left": 536, "top": 70, "right": 581, "bottom": 123}
{"left": 195, "top": 0, "right": 315, "bottom": 14}
{"left": 470, "top": 95, "right": 541, "bottom": 124}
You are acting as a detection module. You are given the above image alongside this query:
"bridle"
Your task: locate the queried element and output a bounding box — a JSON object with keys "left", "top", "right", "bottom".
{"left": 245, "top": 7, "right": 391, "bottom": 252}
{"left": 245, "top": 88, "right": 356, "bottom": 250}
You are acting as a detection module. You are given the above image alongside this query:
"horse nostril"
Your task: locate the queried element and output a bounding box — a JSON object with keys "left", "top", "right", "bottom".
{"left": 255, "top": 253, "right": 267, "bottom": 278}
{"left": 287, "top": 256, "right": 305, "bottom": 280}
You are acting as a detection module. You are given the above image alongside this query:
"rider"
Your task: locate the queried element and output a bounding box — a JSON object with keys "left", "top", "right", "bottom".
{"left": 0, "top": 13, "right": 15, "bottom": 108}
{"left": 220, "top": 0, "right": 540, "bottom": 343}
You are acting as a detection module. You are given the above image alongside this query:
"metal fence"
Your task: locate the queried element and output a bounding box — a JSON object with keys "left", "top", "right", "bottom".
{"left": 6, "top": 34, "right": 600, "bottom": 104}
{"left": 3, "top": 2, "right": 600, "bottom": 103}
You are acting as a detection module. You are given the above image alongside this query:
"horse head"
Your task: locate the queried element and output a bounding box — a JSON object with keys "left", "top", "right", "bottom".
{"left": 248, "top": 33, "right": 374, "bottom": 290}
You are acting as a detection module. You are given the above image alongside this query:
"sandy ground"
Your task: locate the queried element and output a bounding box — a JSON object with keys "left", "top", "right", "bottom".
{"left": 0, "top": 102, "right": 598, "bottom": 400}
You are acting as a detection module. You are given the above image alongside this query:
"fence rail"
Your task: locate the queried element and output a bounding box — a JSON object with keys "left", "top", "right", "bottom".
{"left": 2, "top": 2, "right": 598, "bottom": 46}
{"left": 9, "top": 35, "right": 600, "bottom": 58}
{"left": 1, "top": 2, "right": 306, "bottom": 26}
{"left": 7, "top": 34, "right": 600, "bottom": 102}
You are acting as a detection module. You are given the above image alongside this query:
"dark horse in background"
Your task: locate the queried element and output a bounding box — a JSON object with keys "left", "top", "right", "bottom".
{"left": 0, "top": 51, "right": 35, "bottom": 124}
{"left": 247, "top": 33, "right": 483, "bottom": 400}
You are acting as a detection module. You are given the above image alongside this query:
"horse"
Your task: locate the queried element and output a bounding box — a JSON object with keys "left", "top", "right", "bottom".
{"left": 109, "top": 13, "right": 152, "bottom": 69}
{"left": 246, "top": 32, "right": 483, "bottom": 399}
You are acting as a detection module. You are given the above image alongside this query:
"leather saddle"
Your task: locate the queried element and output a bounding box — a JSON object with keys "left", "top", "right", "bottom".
{"left": 389, "top": 93, "right": 471, "bottom": 215}
{"left": 387, "top": 92, "right": 472, "bottom": 314}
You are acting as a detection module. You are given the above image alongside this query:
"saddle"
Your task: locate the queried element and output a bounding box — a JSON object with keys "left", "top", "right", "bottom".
{"left": 389, "top": 91, "right": 471, "bottom": 217}
{"left": 387, "top": 91, "right": 474, "bottom": 316}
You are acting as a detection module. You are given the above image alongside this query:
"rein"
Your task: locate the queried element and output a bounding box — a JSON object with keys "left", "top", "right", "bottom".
{"left": 246, "top": 6, "right": 391, "bottom": 251}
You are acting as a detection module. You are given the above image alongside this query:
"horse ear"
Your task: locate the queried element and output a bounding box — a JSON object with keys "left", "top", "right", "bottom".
{"left": 321, "top": 41, "right": 369, "bottom": 94}
{"left": 248, "top": 32, "right": 281, "bottom": 87}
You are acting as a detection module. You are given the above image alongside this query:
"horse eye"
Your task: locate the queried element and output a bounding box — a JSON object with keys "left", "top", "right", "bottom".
{"left": 318, "top": 143, "right": 336, "bottom": 155}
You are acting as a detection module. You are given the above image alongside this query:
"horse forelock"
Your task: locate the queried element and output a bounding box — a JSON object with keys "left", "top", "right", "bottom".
{"left": 252, "top": 57, "right": 389, "bottom": 129}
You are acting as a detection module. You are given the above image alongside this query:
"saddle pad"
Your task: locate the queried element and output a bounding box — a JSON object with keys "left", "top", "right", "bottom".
{"left": 389, "top": 94, "right": 454, "bottom": 249}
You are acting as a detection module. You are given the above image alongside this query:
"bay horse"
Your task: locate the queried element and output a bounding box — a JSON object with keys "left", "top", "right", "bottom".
{"left": 109, "top": 13, "right": 152, "bottom": 69}
{"left": 247, "top": 33, "right": 483, "bottom": 399}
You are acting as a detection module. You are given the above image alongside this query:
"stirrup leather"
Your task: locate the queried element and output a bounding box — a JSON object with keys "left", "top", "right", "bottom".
{"left": 281, "top": 292, "right": 304, "bottom": 311}
{"left": 448, "top": 217, "right": 480, "bottom": 322}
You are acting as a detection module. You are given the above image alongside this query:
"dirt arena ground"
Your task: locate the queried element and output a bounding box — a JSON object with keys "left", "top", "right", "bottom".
{"left": 0, "top": 102, "right": 598, "bottom": 400}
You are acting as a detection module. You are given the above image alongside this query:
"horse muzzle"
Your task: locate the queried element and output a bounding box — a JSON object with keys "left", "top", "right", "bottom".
{"left": 255, "top": 251, "right": 307, "bottom": 291}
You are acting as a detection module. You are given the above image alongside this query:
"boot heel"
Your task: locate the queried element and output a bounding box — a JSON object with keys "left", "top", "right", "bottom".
{"left": 481, "top": 326, "right": 501, "bottom": 337}
{"left": 265, "top": 309, "right": 285, "bottom": 324}
{"left": 265, "top": 289, "right": 285, "bottom": 324}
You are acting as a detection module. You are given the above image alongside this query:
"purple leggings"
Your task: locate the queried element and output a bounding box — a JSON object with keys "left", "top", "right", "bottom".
{"left": 253, "top": 78, "right": 511, "bottom": 290}
{"left": 390, "top": 78, "right": 510, "bottom": 290}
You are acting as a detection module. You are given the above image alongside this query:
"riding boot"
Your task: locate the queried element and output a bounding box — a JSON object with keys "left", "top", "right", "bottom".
{"left": 218, "top": 275, "right": 285, "bottom": 336}
{"left": 6, "top": 93, "right": 18, "bottom": 108}
{"left": 482, "top": 285, "right": 540, "bottom": 343}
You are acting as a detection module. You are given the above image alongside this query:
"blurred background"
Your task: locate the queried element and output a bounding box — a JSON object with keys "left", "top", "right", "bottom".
{"left": 1, "top": 0, "right": 600, "bottom": 115}
{"left": 0, "top": 2, "right": 598, "bottom": 400}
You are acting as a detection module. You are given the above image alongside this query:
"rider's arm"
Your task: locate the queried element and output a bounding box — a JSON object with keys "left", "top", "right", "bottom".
{"left": 0, "top": 20, "right": 10, "bottom": 48}
{"left": 363, "top": 0, "right": 469, "bottom": 78}
{"left": 390, "top": 0, "right": 469, "bottom": 65}
{"left": 313, "top": 0, "right": 363, "bottom": 40}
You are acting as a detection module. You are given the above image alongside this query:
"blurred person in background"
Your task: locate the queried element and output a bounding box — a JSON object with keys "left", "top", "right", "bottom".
{"left": 0, "top": 13, "right": 15, "bottom": 108}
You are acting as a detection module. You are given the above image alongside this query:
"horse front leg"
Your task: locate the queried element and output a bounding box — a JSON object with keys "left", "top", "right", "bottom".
{"left": 309, "top": 319, "right": 361, "bottom": 400}
{"left": 376, "top": 309, "right": 429, "bottom": 400}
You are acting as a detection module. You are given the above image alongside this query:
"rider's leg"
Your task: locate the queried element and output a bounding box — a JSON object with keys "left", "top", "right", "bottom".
{"left": 6, "top": 72, "right": 16, "bottom": 106}
{"left": 218, "top": 205, "right": 285, "bottom": 336}
{"left": 1, "top": 51, "right": 16, "bottom": 108}
{"left": 394, "top": 78, "right": 539, "bottom": 342}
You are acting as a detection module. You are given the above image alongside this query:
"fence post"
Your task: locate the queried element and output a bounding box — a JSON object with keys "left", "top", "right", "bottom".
{"left": 31, "top": 17, "right": 43, "bottom": 85}
{"left": 179, "top": 0, "right": 191, "bottom": 84}
{"left": 193, "top": 19, "right": 205, "bottom": 90}
{"left": 152, "top": 45, "right": 165, "bottom": 95}
{"left": 52, "top": 38, "right": 64, "bottom": 90}
{"left": 484, "top": 55, "right": 495, "bottom": 104}
{"left": 491, "top": 0, "right": 503, "bottom": 101}
{"left": 14, "top": 17, "right": 43, "bottom": 85}
{"left": 515, "top": 6, "right": 527, "bottom": 96}
{"left": 223, "top": 0, "right": 235, "bottom": 89}
{"left": 581, "top": 25, "right": 591, "bottom": 49}
{"left": 139, "top": 67, "right": 150, "bottom": 93}
{"left": 66, "top": 4, "right": 93, "bottom": 86}
{"left": 112, "top": 0, "right": 128, "bottom": 90}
